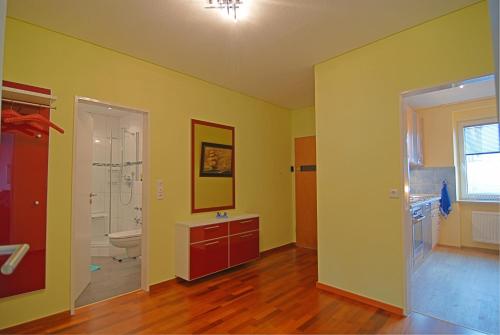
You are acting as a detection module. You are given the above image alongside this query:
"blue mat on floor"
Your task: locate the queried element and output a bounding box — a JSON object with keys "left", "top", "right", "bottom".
{"left": 89, "top": 264, "right": 101, "bottom": 272}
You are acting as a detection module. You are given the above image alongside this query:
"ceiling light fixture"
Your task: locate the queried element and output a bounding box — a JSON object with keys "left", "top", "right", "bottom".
{"left": 205, "top": 0, "right": 245, "bottom": 21}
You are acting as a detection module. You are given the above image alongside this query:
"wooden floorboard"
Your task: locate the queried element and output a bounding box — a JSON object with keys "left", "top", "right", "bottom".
{"left": 2, "top": 247, "right": 488, "bottom": 334}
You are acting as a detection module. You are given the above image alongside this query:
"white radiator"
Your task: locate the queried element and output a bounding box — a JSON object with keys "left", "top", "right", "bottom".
{"left": 472, "top": 211, "right": 500, "bottom": 244}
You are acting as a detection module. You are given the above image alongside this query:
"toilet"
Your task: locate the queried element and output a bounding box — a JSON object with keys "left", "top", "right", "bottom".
{"left": 108, "top": 229, "right": 142, "bottom": 260}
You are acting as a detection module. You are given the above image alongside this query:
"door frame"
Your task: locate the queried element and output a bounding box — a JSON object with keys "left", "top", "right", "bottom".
{"left": 70, "top": 96, "right": 151, "bottom": 314}
{"left": 399, "top": 73, "right": 495, "bottom": 316}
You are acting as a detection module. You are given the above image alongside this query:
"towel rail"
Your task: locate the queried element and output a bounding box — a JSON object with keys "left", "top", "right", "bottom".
{"left": 0, "top": 244, "right": 30, "bottom": 275}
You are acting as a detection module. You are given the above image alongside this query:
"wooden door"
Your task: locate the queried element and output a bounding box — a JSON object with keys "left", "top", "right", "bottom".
{"left": 295, "top": 136, "right": 317, "bottom": 249}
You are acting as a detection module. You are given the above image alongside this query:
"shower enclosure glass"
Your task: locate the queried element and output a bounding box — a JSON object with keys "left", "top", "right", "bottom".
{"left": 90, "top": 112, "right": 143, "bottom": 256}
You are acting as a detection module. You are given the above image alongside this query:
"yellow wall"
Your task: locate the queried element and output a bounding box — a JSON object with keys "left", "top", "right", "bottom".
{"left": 315, "top": 1, "right": 493, "bottom": 308}
{"left": 0, "top": 18, "right": 293, "bottom": 328}
{"left": 290, "top": 106, "right": 316, "bottom": 240}
{"left": 438, "top": 203, "right": 462, "bottom": 247}
{"left": 418, "top": 98, "right": 499, "bottom": 251}
{"left": 291, "top": 106, "right": 316, "bottom": 139}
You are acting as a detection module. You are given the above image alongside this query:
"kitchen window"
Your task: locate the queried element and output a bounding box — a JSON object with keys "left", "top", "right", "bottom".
{"left": 457, "top": 119, "right": 500, "bottom": 202}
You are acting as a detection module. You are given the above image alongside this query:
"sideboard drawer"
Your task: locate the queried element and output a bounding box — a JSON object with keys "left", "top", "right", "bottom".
{"left": 190, "top": 222, "right": 228, "bottom": 243}
{"left": 230, "top": 217, "right": 259, "bottom": 235}
{"left": 190, "top": 237, "right": 229, "bottom": 279}
{"left": 229, "top": 231, "right": 259, "bottom": 267}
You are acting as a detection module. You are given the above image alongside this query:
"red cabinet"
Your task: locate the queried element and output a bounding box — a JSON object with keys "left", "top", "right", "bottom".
{"left": 230, "top": 218, "right": 259, "bottom": 235}
{"left": 229, "top": 231, "right": 259, "bottom": 267}
{"left": 190, "top": 237, "right": 229, "bottom": 280}
{"left": 175, "top": 215, "right": 259, "bottom": 281}
{"left": 190, "top": 222, "right": 228, "bottom": 243}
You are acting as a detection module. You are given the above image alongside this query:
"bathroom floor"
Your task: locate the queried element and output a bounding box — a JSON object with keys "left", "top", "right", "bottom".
{"left": 411, "top": 246, "right": 499, "bottom": 335}
{"left": 75, "top": 256, "right": 141, "bottom": 308}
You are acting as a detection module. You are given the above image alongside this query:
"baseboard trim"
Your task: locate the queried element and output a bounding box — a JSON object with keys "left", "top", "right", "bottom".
{"left": 316, "top": 282, "right": 404, "bottom": 316}
{"left": 1, "top": 310, "right": 71, "bottom": 332}
{"left": 149, "top": 277, "right": 180, "bottom": 292}
{"left": 436, "top": 244, "right": 500, "bottom": 255}
{"left": 261, "top": 242, "right": 296, "bottom": 256}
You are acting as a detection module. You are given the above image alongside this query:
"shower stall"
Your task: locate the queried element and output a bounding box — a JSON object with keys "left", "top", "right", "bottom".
{"left": 90, "top": 111, "right": 143, "bottom": 257}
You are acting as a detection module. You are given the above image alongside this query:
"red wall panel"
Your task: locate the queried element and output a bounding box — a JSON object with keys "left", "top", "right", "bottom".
{"left": 0, "top": 101, "right": 49, "bottom": 298}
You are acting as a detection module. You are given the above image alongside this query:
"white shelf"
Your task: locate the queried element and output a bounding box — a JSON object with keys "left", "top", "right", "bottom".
{"left": 2, "top": 86, "right": 56, "bottom": 108}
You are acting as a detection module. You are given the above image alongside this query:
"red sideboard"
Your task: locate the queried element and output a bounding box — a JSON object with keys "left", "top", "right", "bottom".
{"left": 175, "top": 214, "right": 259, "bottom": 281}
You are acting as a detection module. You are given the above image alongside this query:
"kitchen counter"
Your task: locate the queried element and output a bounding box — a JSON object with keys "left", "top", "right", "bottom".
{"left": 410, "top": 194, "right": 440, "bottom": 208}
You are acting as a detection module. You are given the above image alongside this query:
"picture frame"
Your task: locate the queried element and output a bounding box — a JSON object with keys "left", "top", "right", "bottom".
{"left": 191, "top": 119, "right": 235, "bottom": 213}
{"left": 199, "top": 142, "right": 233, "bottom": 177}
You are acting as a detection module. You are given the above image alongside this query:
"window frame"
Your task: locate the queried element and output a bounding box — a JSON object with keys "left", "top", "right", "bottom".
{"left": 456, "top": 117, "right": 500, "bottom": 202}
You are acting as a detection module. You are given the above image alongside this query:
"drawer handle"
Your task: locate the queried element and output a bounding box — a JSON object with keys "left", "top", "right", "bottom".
{"left": 204, "top": 241, "right": 220, "bottom": 246}
{"left": 239, "top": 233, "right": 254, "bottom": 238}
{"left": 240, "top": 220, "right": 254, "bottom": 224}
{"left": 204, "top": 226, "right": 220, "bottom": 230}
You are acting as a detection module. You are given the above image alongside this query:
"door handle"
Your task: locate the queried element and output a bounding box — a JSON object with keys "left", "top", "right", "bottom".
{"left": 412, "top": 216, "right": 426, "bottom": 223}
{"left": 299, "top": 165, "right": 317, "bottom": 172}
{"left": 0, "top": 244, "right": 30, "bottom": 275}
{"left": 204, "top": 226, "right": 220, "bottom": 230}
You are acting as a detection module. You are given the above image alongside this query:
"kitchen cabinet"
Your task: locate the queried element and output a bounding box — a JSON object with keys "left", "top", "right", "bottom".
{"left": 176, "top": 214, "right": 259, "bottom": 281}
{"left": 407, "top": 106, "right": 424, "bottom": 166}
{"left": 431, "top": 201, "right": 440, "bottom": 248}
{"left": 422, "top": 202, "right": 432, "bottom": 258}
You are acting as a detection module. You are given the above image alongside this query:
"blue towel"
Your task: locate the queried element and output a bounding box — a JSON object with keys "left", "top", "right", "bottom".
{"left": 440, "top": 182, "right": 452, "bottom": 217}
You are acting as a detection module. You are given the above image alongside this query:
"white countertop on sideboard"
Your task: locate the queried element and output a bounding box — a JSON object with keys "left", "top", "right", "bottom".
{"left": 176, "top": 214, "right": 259, "bottom": 227}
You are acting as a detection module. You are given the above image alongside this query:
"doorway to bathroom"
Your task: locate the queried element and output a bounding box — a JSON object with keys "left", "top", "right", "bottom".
{"left": 71, "top": 97, "right": 149, "bottom": 312}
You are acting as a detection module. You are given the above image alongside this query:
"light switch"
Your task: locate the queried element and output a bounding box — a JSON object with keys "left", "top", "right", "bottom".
{"left": 156, "top": 179, "right": 165, "bottom": 200}
{"left": 389, "top": 188, "right": 400, "bottom": 199}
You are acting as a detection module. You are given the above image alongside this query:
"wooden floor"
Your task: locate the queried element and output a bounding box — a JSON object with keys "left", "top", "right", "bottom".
{"left": 3, "top": 246, "right": 486, "bottom": 334}
{"left": 412, "top": 246, "right": 499, "bottom": 335}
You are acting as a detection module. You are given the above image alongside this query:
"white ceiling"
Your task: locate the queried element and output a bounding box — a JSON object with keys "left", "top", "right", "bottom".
{"left": 405, "top": 75, "right": 496, "bottom": 110}
{"left": 7, "top": 0, "right": 480, "bottom": 109}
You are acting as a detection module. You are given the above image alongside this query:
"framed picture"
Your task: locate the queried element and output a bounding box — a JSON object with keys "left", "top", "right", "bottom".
{"left": 200, "top": 142, "right": 233, "bottom": 177}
